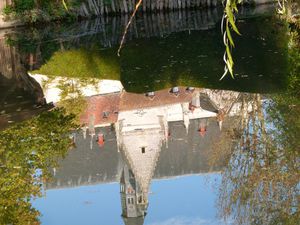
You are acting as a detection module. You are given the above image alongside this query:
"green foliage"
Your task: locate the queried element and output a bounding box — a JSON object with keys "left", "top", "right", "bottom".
{"left": 220, "top": 0, "right": 241, "bottom": 80}
{"left": 3, "top": 6, "right": 14, "bottom": 15}
{"left": 217, "top": 93, "right": 299, "bottom": 225}
{"left": 33, "top": 48, "right": 121, "bottom": 80}
{"left": 0, "top": 108, "right": 78, "bottom": 224}
{"left": 216, "top": 15, "right": 300, "bottom": 224}
{"left": 2, "top": 0, "right": 78, "bottom": 23}
{"left": 13, "top": 0, "right": 35, "bottom": 13}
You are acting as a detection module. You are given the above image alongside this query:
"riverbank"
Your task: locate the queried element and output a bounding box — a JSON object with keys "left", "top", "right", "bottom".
{"left": 0, "top": 0, "right": 275, "bottom": 28}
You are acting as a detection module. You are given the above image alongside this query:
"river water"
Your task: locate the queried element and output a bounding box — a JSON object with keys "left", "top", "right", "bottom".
{"left": 0, "top": 4, "right": 299, "bottom": 225}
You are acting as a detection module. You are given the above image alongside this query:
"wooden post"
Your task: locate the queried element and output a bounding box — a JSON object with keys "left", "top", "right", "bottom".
{"left": 207, "top": 0, "right": 211, "bottom": 8}
{"left": 123, "top": 0, "right": 128, "bottom": 13}
{"left": 100, "top": 0, "right": 104, "bottom": 15}
{"left": 178, "top": 0, "right": 181, "bottom": 9}
{"left": 142, "top": 0, "right": 147, "bottom": 12}
{"left": 159, "top": 0, "right": 164, "bottom": 11}
{"left": 111, "top": 0, "right": 116, "bottom": 13}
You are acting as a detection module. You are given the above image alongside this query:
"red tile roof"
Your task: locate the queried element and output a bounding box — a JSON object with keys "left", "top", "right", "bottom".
{"left": 80, "top": 93, "right": 121, "bottom": 126}
{"left": 119, "top": 87, "right": 195, "bottom": 111}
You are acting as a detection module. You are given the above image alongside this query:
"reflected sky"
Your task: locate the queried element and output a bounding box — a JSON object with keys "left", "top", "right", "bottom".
{"left": 33, "top": 174, "right": 223, "bottom": 225}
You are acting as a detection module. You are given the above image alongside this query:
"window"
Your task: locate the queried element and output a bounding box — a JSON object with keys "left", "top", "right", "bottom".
{"left": 186, "top": 87, "right": 195, "bottom": 92}
{"left": 127, "top": 197, "right": 134, "bottom": 204}
{"left": 102, "top": 111, "right": 109, "bottom": 118}
{"left": 170, "top": 87, "right": 179, "bottom": 94}
{"left": 141, "top": 147, "right": 145, "bottom": 154}
{"left": 145, "top": 91, "right": 155, "bottom": 99}
{"left": 138, "top": 196, "right": 143, "bottom": 203}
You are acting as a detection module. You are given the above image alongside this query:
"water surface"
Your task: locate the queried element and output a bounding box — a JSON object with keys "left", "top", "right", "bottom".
{"left": 0, "top": 5, "right": 299, "bottom": 225}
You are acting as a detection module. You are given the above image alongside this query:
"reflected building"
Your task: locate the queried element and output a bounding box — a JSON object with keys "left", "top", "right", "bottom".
{"left": 47, "top": 87, "right": 245, "bottom": 188}
{"left": 114, "top": 87, "right": 240, "bottom": 224}
{"left": 120, "top": 155, "right": 148, "bottom": 225}
{"left": 44, "top": 85, "right": 246, "bottom": 225}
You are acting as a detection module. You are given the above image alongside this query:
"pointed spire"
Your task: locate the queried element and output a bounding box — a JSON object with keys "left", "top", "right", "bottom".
{"left": 218, "top": 120, "right": 223, "bottom": 131}
{"left": 117, "top": 126, "right": 164, "bottom": 200}
{"left": 184, "top": 113, "right": 190, "bottom": 134}
{"left": 181, "top": 102, "right": 190, "bottom": 134}
{"left": 82, "top": 126, "right": 87, "bottom": 139}
{"left": 191, "top": 91, "right": 200, "bottom": 108}
{"left": 216, "top": 109, "right": 225, "bottom": 131}
{"left": 120, "top": 156, "right": 148, "bottom": 225}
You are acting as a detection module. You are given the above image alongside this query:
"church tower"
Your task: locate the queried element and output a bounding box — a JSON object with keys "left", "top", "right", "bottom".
{"left": 120, "top": 158, "right": 148, "bottom": 225}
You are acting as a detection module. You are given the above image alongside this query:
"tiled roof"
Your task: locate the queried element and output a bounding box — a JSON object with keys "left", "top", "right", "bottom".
{"left": 46, "top": 118, "right": 231, "bottom": 190}
{"left": 80, "top": 93, "right": 121, "bottom": 126}
{"left": 119, "top": 87, "right": 195, "bottom": 111}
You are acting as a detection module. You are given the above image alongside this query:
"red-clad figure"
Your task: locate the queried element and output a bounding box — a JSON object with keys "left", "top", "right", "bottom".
{"left": 198, "top": 127, "right": 207, "bottom": 137}
{"left": 96, "top": 133, "right": 105, "bottom": 148}
{"left": 198, "top": 119, "right": 207, "bottom": 137}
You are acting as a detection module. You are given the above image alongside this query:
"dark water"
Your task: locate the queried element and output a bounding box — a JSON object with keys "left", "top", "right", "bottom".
{"left": 0, "top": 5, "right": 299, "bottom": 225}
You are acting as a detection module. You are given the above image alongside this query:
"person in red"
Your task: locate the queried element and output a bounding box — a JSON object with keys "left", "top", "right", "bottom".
{"left": 198, "top": 119, "right": 207, "bottom": 137}
{"left": 96, "top": 133, "right": 105, "bottom": 148}
{"left": 198, "top": 127, "right": 207, "bottom": 137}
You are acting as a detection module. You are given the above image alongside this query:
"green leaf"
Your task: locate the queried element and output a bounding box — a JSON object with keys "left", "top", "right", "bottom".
{"left": 225, "top": 5, "right": 241, "bottom": 35}
{"left": 226, "top": 44, "right": 234, "bottom": 66}
{"left": 62, "top": 0, "right": 68, "bottom": 11}
{"left": 227, "top": 60, "right": 234, "bottom": 78}
{"left": 226, "top": 23, "right": 235, "bottom": 47}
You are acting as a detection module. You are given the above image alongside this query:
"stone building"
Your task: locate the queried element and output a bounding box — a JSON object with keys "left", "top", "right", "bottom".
{"left": 120, "top": 154, "right": 148, "bottom": 225}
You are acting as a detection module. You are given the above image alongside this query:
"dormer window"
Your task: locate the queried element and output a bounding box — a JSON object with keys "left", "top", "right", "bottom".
{"left": 145, "top": 91, "right": 155, "bottom": 100}
{"left": 186, "top": 87, "right": 195, "bottom": 93}
{"left": 170, "top": 87, "right": 179, "bottom": 96}
{"left": 102, "top": 111, "right": 110, "bottom": 118}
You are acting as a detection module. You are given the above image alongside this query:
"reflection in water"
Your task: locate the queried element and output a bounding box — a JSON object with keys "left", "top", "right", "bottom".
{"left": 120, "top": 155, "right": 148, "bottom": 225}
{"left": 0, "top": 108, "right": 77, "bottom": 225}
{"left": 115, "top": 87, "right": 238, "bottom": 224}
{"left": 1, "top": 78, "right": 299, "bottom": 224}
{"left": 43, "top": 86, "right": 246, "bottom": 224}
{"left": 215, "top": 94, "right": 300, "bottom": 225}
{"left": 39, "top": 85, "right": 298, "bottom": 225}
{"left": 0, "top": 5, "right": 299, "bottom": 225}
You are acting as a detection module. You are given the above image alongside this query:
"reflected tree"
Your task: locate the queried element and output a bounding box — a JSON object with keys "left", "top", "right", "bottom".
{"left": 214, "top": 9, "right": 300, "bottom": 224}
{"left": 55, "top": 79, "right": 88, "bottom": 124}
{"left": 214, "top": 91, "right": 299, "bottom": 224}
{"left": 0, "top": 108, "right": 78, "bottom": 225}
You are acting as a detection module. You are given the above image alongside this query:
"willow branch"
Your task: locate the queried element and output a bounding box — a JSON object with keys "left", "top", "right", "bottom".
{"left": 117, "top": 0, "right": 143, "bottom": 56}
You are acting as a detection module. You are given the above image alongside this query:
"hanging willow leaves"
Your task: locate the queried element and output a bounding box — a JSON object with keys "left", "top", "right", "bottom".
{"left": 225, "top": 4, "right": 240, "bottom": 35}
{"left": 277, "top": 0, "right": 287, "bottom": 14}
{"left": 62, "top": 0, "right": 69, "bottom": 11}
{"left": 226, "top": 24, "right": 235, "bottom": 48}
{"left": 220, "top": 0, "right": 241, "bottom": 80}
